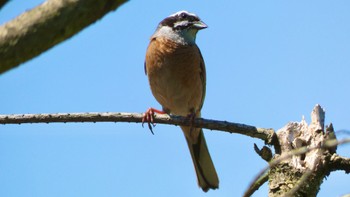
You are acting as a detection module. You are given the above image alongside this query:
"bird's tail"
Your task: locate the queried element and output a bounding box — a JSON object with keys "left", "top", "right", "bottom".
{"left": 181, "top": 126, "right": 219, "bottom": 192}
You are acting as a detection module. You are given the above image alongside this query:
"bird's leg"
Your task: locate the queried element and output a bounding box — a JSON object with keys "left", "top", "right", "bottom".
{"left": 142, "top": 107, "right": 166, "bottom": 134}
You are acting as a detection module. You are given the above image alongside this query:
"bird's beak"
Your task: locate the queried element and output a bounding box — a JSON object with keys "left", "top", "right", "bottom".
{"left": 193, "top": 21, "right": 208, "bottom": 30}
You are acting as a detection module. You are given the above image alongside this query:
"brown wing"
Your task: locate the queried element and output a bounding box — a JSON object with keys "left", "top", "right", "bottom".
{"left": 144, "top": 37, "right": 157, "bottom": 76}
{"left": 196, "top": 45, "right": 206, "bottom": 111}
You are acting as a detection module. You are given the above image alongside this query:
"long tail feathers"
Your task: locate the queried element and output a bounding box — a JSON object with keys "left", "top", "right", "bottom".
{"left": 182, "top": 126, "right": 219, "bottom": 192}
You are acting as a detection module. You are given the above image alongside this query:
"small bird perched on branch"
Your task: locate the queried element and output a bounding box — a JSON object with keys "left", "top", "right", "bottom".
{"left": 143, "top": 10, "right": 219, "bottom": 192}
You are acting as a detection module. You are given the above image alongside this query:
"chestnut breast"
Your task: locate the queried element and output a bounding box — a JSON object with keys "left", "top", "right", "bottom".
{"left": 145, "top": 37, "right": 206, "bottom": 116}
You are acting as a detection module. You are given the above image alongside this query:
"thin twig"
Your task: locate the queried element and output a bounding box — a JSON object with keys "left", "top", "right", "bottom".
{"left": 0, "top": 112, "right": 276, "bottom": 144}
{"left": 285, "top": 170, "right": 313, "bottom": 197}
{"left": 243, "top": 172, "right": 269, "bottom": 197}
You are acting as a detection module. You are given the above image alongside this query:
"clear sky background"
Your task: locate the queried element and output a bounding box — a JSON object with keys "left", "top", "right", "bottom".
{"left": 0, "top": 1, "right": 349, "bottom": 196}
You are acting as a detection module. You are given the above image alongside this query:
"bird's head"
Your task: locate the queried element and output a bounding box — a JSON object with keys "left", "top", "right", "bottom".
{"left": 153, "top": 11, "right": 207, "bottom": 45}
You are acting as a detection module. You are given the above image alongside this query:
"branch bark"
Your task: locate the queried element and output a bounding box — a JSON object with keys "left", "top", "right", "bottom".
{"left": 244, "top": 138, "right": 350, "bottom": 197}
{"left": 0, "top": 112, "right": 276, "bottom": 144}
{"left": 1, "top": 106, "right": 348, "bottom": 196}
{"left": 268, "top": 105, "right": 328, "bottom": 197}
{"left": 329, "top": 154, "right": 350, "bottom": 174}
{"left": 244, "top": 105, "right": 350, "bottom": 197}
{"left": 0, "top": 0, "right": 127, "bottom": 74}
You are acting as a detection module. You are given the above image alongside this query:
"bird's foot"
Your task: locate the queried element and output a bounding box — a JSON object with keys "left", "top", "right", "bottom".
{"left": 142, "top": 107, "right": 166, "bottom": 134}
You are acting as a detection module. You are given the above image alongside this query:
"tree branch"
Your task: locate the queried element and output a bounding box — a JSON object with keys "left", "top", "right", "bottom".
{"left": 0, "top": 0, "right": 127, "bottom": 74}
{"left": 0, "top": 112, "right": 276, "bottom": 144}
{"left": 243, "top": 172, "right": 268, "bottom": 197}
{"left": 329, "top": 154, "right": 350, "bottom": 174}
{"left": 0, "top": 0, "right": 9, "bottom": 10}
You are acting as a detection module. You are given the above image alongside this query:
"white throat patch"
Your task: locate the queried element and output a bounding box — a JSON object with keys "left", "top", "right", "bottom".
{"left": 153, "top": 26, "right": 197, "bottom": 45}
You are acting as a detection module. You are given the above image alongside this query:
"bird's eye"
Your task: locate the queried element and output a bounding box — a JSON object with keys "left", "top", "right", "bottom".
{"left": 188, "top": 16, "right": 196, "bottom": 22}
{"left": 180, "top": 12, "right": 187, "bottom": 19}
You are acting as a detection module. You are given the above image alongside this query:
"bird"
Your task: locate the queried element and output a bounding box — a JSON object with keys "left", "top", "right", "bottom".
{"left": 143, "top": 10, "right": 219, "bottom": 192}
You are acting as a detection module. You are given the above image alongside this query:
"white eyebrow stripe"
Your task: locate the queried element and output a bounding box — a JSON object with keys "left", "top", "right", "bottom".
{"left": 173, "top": 20, "right": 189, "bottom": 28}
{"left": 169, "top": 10, "right": 197, "bottom": 18}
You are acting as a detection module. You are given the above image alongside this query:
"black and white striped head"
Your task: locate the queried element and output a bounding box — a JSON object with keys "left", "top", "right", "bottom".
{"left": 159, "top": 11, "right": 207, "bottom": 31}
{"left": 152, "top": 11, "right": 207, "bottom": 45}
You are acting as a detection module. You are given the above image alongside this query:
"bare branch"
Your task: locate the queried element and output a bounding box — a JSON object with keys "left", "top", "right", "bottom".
{"left": 254, "top": 143, "right": 273, "bottom": 161}
{"left": 243, "top": 172, "right": 268, "bottom": 197}
{"left": 0, "top": 0, "right": 9, "bottom": 10}
{"left": 0, "top": 0, "right": 127, "bottom": 74}
{"left": 0, "top": 112, "right": 276, "bottom": 144}
{"left": 329, "top": 154, "right": 350, "bottom": 174}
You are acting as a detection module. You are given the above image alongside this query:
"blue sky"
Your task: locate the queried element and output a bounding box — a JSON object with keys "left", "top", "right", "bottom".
{"left": 0, "top": 1, "right": 349, "bottom": 196}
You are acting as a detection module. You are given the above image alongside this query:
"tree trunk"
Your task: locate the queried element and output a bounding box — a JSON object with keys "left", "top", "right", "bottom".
{"left": 268, "top": 105, "right": 332, "bottom": 196}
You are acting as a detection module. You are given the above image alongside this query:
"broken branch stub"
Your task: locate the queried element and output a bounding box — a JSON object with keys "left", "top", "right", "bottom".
{"left": 269, "top": 104, "right": 334, "bottom": 197}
